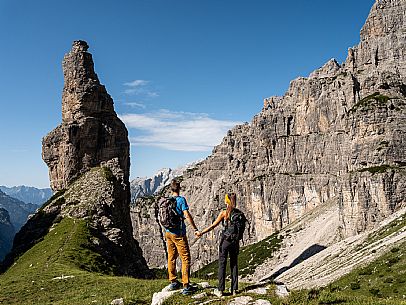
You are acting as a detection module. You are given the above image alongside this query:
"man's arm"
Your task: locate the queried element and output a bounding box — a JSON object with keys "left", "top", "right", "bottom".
{"left": 183, "top": 210, "right": 198, "bottom": 232}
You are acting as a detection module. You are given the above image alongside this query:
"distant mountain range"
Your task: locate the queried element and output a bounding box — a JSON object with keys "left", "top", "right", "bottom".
{"left": 0, "top": 207, "right": 15, "bottom": 261}
{"left": 0, "top": 186, "right": 52, "bottom": 261}
{"left": 0, "top": 185, "right": 52, "bottom": 206}
{"left": 0, "top": 189, "right": 38, "bottom": 231}
{"left": 130, "top": 161, "right": 202, "bottom": 202}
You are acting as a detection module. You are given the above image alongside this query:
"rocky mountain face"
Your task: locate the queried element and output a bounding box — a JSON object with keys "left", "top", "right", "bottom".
{"left": 0, "top": 208, "right": 15, "bottom": 261}
{"left": 42, "top": 40, "right": 130, "bottom": 192}
{"left": 0, "top": 189, "right": 37, "bottom": 231}
{"left": 0, "top": 189, "right": 37, "bottom": 260}
{"left": 2, "top": 41, "right": 150, "bottom": 277}
{"left": 0, "top": 185, "right": 52, "bottom": 206}
{"left": 131, "top": 0, "right": 406, "bottom": 270}
{"left": 130, "top": 161, "right": 202, "bottom": 202}
{"left": 130, "top": 168, "right": 174, "bottom": 202}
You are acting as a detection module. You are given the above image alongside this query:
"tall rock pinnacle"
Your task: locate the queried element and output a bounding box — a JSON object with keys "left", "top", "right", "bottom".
{"left": 42, "top": 40, "right": 129, "bottom": 191}
{"left": 5, "top": 41, "right": 153, "bottom": 278}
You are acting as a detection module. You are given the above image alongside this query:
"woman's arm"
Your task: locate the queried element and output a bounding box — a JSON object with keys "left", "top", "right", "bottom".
{"left": 199, "top": 211, "right": 226, "bottom": 236}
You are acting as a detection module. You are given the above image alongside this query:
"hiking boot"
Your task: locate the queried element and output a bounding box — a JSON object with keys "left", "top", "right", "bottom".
{"left": 182, "top": 284, "right": 197, "bottom": 295}
{"left": 167, "top": 280, "right": 182, "bottom": 291}
{"left": 213, "top": 288, "right": 223, "bottom": 297}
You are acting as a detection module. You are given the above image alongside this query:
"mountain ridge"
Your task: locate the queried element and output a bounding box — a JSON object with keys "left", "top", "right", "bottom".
{"left": 131, "top": 0, "right": 406, "bottom": 273}
{"left": 0, "top": 185, "right": 52, "bottom": 206}
{"left": 130, "top": 160, "right": 203, "bottom": 202}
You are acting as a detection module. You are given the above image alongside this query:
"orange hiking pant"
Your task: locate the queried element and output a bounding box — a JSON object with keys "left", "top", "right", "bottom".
{"left": 165, "top": 231, "right": 191, "bottom": 286}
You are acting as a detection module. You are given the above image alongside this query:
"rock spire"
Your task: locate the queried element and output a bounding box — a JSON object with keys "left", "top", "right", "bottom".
{"left": 42, "top": 40, "right": 130, "bottom": 191}
{"left": 3, "top": 41, "right": 151, "bottom": 278}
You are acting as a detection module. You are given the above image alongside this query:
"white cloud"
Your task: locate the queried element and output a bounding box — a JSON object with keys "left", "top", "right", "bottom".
{"left": 120, "top": 110, "right": 241, "bottom": 152}
{"left": 123, "top": 79, "right": 159, "bottom": 97}
{"left": 123, "top": 80, "right": 149, "bottom": 87}
{"left": 124, "top": 102, "right": 146, "bottom": 109}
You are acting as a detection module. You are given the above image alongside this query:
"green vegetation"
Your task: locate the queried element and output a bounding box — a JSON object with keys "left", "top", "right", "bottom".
{"left": 2, "top": 214, "right": 405, "bottom": 305}
{"left": 101, "top": 166, "right": 115, "bottom": 182}
{"left": 357, "top": 164, "right": 406, "bottom": 175}
{"left": 329, "top": 240, "right": 406, "bottom": 301}
{"left": 193, "top": 233, "right": 283, "bottom": 279}
{"left": 365, "top": 213, "right": 406, "bottom": 245}
{"left": 166, "top": 240, "right": 406, "bottom": 305}
{"left": 164, "top": 279, "right": 406, "bottom": 305}
{"left": 2, "top": 186, "right": 405, "bottom": 305}
{"left": 39, "top": 189, "right": 66, "bottom": 212}
{"left": 0, "top": 217, "right": 168, "bottom": 305}
{"left": 348, "top": 92, "right": 397, "bottom": 113}
{"left": 358, "top": 164, "right": 394, "bottom": 174}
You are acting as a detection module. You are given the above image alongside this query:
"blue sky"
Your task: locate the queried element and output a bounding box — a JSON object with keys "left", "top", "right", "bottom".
{"left": 0, "top": 0, "right": 374, "bottom": 188}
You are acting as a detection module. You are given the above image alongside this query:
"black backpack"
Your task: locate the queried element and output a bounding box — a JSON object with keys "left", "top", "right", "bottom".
{"left": 158, "top": 197, "right": 183, "bottom": 230}
{"left": 222, "top": 208, "right": 247, "bottom": 242}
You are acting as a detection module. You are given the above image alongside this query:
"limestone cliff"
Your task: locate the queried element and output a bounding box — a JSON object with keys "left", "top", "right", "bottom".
{"left": 42, "top": 40, "right": 130, "bottom": 191}
{"left": 131, "top": 0, "right": 406, "bottom": 270}
{"left": 2, "top": 41, "right": 150, "bottom": 277}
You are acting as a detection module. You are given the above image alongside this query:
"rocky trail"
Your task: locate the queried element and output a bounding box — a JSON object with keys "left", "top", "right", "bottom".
{"left": 151, "top": 281, "right": 289, "bottom": 305}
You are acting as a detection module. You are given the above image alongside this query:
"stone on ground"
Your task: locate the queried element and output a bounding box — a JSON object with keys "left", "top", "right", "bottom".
{"left": 228, "top": 296, "right": 253, "bottom": 305}
{"left": 111, "top": 298, "right": 124, "bottom": 305}
{"left": 246, "top": 287, "right": 268, "bottom": 295}
{"left": 192, "top": 292, "right": 208, "bottom": 299}
{"left": 151, "top": 290, "right": 178, "bottom": 305}
{"left": 198, "top": 282, "right": 211, "bottom": 289}
{"left": 252, "top": 300, "right": 272, "bottom": 305}
{"left": 275, "top": 284, "right": 289, "bottom": 298}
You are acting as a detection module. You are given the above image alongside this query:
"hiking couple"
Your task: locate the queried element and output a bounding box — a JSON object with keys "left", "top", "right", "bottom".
{"left": 161, "top": 179, "right": 246, "bottom": 297}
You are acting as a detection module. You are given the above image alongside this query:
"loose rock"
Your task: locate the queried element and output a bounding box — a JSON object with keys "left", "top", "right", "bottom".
{"left": 111, "top": 298, "right": 124, "bottom": 305}
{"left": 192, "top": 292, "right": 208, "bottom": 299}
{"left": 151, "top": 291, "right": 178, "bottom": 305}
{"left": 198, "top": 282, "right": 212, "bottom": 289}
{"left": 275, "top": 284, "right": 289, "bottom": 298}
{"left": 252, "top": 300, "right": 272, "bottom": 305}
{"left": 246, "top": 287, "right": 268, "bottom": 295}
{"left": 228, "top": 296, "right": 253, "bottom": 305}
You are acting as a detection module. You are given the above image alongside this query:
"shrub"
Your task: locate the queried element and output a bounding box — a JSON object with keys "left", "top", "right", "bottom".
{"left": 350, "top": 282, "right": 360, "bottom": 290}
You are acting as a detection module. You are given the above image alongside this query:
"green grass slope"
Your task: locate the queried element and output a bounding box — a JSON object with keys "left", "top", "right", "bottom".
{"left": 328, "top": 240, "right": 406, "bottom": 301}
{"left": 166, "top": 240, "right": 406, "bottom": 305}
{"left": 0, "top": 217, "right": 167, "bottom": 305}
{"left": 184, "top": 212, "right": 406, "bottom": 305}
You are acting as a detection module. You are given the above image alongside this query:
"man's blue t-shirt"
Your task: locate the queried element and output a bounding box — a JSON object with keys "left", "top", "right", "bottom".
{"left": 166, "top": 196, "right": 188, "bottom": 236}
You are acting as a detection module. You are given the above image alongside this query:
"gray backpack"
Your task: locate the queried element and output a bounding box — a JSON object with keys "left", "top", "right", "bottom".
{"left": 158, "top": 197, "right": 182, "bottom": 230}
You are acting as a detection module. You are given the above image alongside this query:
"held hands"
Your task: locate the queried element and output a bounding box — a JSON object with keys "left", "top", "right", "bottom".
{"left": 194, "top": 230, "right": 203, "bottom": 238}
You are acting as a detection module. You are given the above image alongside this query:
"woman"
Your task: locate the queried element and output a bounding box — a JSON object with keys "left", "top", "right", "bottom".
{"left": 196, "top": 193, "right": 242, "bottom": 297}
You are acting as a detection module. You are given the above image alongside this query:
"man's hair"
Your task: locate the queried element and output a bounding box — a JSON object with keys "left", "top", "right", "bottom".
{"left": 170, "top": 179, "right": 181, "bottom": 193}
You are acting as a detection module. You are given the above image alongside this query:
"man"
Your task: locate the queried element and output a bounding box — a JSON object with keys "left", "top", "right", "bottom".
{"left": 165, "top": 179, "right": 199, "bottom": 295}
